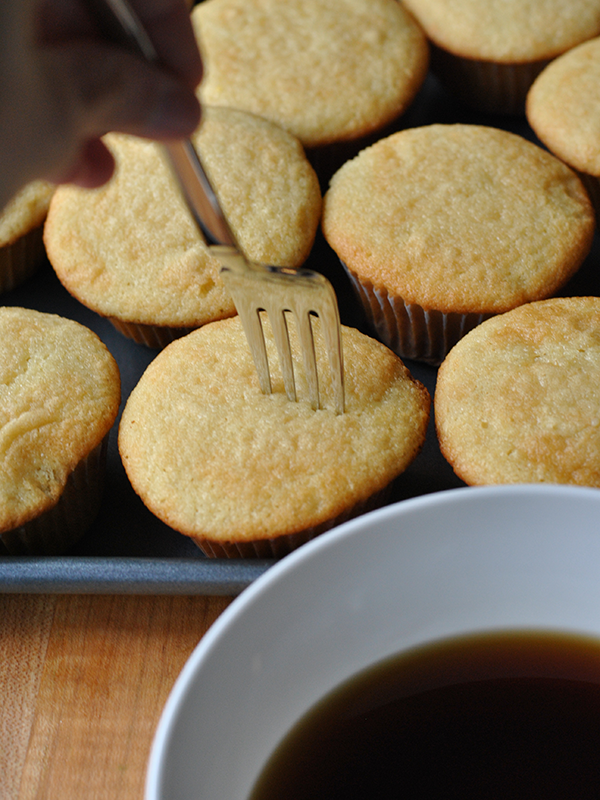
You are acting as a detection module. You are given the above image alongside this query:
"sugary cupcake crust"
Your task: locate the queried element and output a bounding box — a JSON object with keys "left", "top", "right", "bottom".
{"left": 44, "top": 107, "right": 322, "bottom": 329}
{"left": 192, "top": 0, "right": 429, "bottom": 148}
{"left": 119, "top": 317, "right": 430, "bottom": 547}
{"left": 322, "top": 124, "right": 594, "bottom": 314}
{"left": 527, "top": 37, "right": 600, "bottom": 176}
{"left": 0, "top": 307, "right": 120, "bottom": 531}
{"left": 401, "top": 0, "right": 600, "bottom": 63}
{"left": 0, "top": 181, "right": 54, "bottom": 247}
{"left": 435, "top": 297, "right": 600, "bottom": 486}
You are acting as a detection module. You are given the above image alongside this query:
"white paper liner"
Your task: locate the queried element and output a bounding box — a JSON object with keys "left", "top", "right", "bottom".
{"left": 0, "top": 437, "right": 109, "bottom": 555}
{"left": 345, "top": 267, "right": 491, "bottom": 365}
{"left": 194, "top": 484, "right": 394, "bottom": 559}
{"left": 108, "top": 318, "right": 195, "bottom": 349}
{"left": 431, "top": 45, "right": 550, "bottom": 115}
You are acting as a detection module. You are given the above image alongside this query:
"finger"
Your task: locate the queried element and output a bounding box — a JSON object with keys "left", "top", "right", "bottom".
{"left": 128, "top": 0, "right": 203, "bottom": 88}
{"left": 38, "top": 0, "right": 202, "bottom": 89}
{"left": 36, "top": 0, "right": 95, "bottom": 41}
{"left": 42, "top": 41, "right": 201, "bottom": 141}
{"left": 51, "top": 136, "right": 116, "bottom": 187}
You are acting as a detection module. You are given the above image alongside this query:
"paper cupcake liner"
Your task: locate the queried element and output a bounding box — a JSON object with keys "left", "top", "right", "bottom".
{"left": 108, "top": 318, "right": 195, "bottom": 349}
{"left": 344, "top": 266, "right": 491, "bottom": 365}
{"left": 194, "top": 483, "right": 394, "bottom": 559}
{"left": 0, "top": 437, "right": 109, "bottom": 555}
{"left": 0, "top": 224, "right": 46, "bottom": 294}
{"left": 431, "top": 45, "right": 550, "bottom": 115}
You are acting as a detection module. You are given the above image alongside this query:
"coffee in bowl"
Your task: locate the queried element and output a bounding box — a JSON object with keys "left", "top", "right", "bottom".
{"left": 145, "top": 485, "right": 600, "bottom": 800}
{"left": 250, "top": 630, "right": 600, "bottom": 798}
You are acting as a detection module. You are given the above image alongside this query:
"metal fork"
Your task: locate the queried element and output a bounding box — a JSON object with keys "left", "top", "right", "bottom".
{"left": 85, "top": 0, "right": 345, "bottom": 413}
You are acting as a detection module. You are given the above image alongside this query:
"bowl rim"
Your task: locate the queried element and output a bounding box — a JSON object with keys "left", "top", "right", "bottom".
{"left": 145, "top": 483, "right": 600, "bottom": 798}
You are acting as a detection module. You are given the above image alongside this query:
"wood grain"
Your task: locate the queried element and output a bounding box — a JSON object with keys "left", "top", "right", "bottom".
{"left": 0, "top": 595, "right": 57, "bottom": 800}
{"left": 0, "top": 594, "right": 232, "bottom": 800}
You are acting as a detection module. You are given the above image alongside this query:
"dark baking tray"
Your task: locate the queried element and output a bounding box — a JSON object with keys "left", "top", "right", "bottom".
{"left": 1, "top": 74, "right": 598, "bottom": 594}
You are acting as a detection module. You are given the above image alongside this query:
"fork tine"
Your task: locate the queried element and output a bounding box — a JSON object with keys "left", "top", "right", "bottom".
{"left": 268, "top": 309, "right": 297, "bottom": 403}
{"left": 234, "top": 299, "right": 272, "bottom": 395}
{"left": 220, "top": 253, "right": 345, "bottom": 413}
{"left": 295, "top": 311, "right": 320, "bottom": 410}
{"left": 300, "top": 279, "right": 344, "bottom": 415}
{"left": 319, "top": 297, "right": 345, "bottom": 416}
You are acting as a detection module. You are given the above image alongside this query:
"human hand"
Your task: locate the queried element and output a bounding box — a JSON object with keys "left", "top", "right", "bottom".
{"left": 0, "top": 0, "right": 202, "bottom": 208}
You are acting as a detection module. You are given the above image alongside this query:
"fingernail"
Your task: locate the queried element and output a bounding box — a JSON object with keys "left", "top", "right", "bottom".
{"left": 149, "top": 85, "right": 201, "bottom": 138}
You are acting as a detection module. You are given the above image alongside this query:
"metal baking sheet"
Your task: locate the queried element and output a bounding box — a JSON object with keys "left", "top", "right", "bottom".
{"left": 1, "top": 73, "right": 598, "bottom": 594}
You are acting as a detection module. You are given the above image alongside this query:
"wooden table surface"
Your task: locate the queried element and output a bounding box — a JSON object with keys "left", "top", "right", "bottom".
{"left": 0, "top": 593, "right": 233, "bottom": 800}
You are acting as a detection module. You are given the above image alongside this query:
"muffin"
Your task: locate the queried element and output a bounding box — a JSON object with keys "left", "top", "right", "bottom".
{"left": 192, "top": 0, "right": 429, "bottom": 182}
{"left": 435, "top": 297, "right": 600, "bottom": 486}
{"left": 527, "top": 36, "right": 600, "bottom": 218}
{"left": 118, "top": 316, "right": 430, "bottom": 558}
{"left": 0, "top": 307, "right": 121, "bottom": 554}
{"left": 0, "top": 180, "right": 54, "bottom": 293}
{"left": 44, "top": 106, "right": 322, "bottom": 348}
{"left": 401, "top": 0, "right": 600, "bottom": 114}
{"left": 322, "top": 124, "right": 595, "bottom": 364}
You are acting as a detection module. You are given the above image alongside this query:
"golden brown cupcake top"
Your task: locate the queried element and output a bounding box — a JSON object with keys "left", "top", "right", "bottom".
{"left": 0, "top": 180, "right": 54, "bottom": 248}
{"left": 192, "top": 0, "right": 429, "bottom": 148}
{"left": 119, "top": 317, "right": 430, "bottom": 543}
{"left": 0, "top": 307, "right": 120, "bottom": 531}
{"left": 527, "top": 37, "right": 600, "bottom": 176}
{"left": 435, "top": 297, "right": 600, "bottom": 486}
{"left": 322, "top": 124, "right": 594, "bottom": 314}
{"left": 44, "top": 106, "right": 322, "bottom": 329}
{"left": 401, "top": 0, "right": 600, "bottom": 63}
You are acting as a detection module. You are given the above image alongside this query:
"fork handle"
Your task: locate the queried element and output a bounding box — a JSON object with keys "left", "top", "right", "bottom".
{"left": 163, "top": 140, "right": 238, "bottom": 248}
{"left": 83, "top": 0, "right": 239, "bottom": 249}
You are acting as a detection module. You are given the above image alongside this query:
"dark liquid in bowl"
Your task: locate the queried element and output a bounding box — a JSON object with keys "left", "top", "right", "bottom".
{"left": 249, "top": 631, "right": 600, "bottom": 799}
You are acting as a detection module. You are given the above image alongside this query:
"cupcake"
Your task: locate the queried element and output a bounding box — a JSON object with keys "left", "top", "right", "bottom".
{"left": 401, "top": 0, "right": 600, "bottom": 114}
{"left": 43, "top": 106, "right": 322, "bottom": 348}
{"left": 435, "top": 297, "right": 600, "bottom": 487}
{"left": 0, "top": 307, "right": 120, "bottom": 554}
{"left": 527, "top": 36, "right": 600, "bottom": 218}
{"left": 322, "top": 124, "right": 595, "bottom": 365}
{"left": 118, "top": 316, "right": 430, "bottom": 558}
{"left": 0, "top": 180, "right": 54, "bottom": 294}
{"left": 191, "top": 0, "right": 429, "bottom": 182}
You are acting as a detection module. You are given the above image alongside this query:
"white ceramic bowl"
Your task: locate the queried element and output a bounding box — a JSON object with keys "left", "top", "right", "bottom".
{"left": 145, "top": 485, "right": 600, "bottom": 800}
